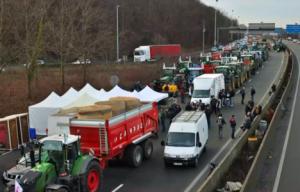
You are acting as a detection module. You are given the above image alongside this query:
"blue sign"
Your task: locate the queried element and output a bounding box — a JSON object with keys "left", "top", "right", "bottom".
{"left": 286, "top": 24, "right": 300, "bottom": 34}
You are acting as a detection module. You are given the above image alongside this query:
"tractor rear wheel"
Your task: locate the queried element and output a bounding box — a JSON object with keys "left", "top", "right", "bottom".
{"left": 81, "top": 161, "right": 102, "bottom": 192}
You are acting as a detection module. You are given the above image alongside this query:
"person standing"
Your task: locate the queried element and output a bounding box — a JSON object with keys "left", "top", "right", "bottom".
{"left": 180, "top": 88, "right": 185, "bottom": 104}
{"left": 205, "top": 106, "right": 212, "bottom": 129}
{"left": 160, "top": 109, "right": 166, "bottom": 132}
{"left": 229, "top": 115, "right": 237, "bottom": 139}
{"left": 240, "top": 87, "right": 246, "bottom": 104}
{"left": 217, "top": 113, "right": 226, "bottom": 139}
{"left": 250, "top": 86, "right": 256, "bottom": 102}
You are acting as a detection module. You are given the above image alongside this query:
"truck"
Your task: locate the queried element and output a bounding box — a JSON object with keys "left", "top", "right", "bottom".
{"left": 134, "top": 44, "right": 181, "bottom": 62}
{"left": 191, "top": 74, "right": 225, "bottom": 105}
{"left": 162, "top": 111, "right": 208, "bottom": 167}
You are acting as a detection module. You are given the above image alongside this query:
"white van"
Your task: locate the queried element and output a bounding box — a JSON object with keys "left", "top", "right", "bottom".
{"left": 191, "top": 73, "right": 225, "bottom": 105}
{"left": 162, "top": 111, "right": 208, "bottom": 167}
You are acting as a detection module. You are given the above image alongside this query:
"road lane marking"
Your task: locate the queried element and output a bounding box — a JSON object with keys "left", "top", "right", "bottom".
{"left": 272, "top": 51, "right": 300, "bottom": 192}
{"left": 112, "top": 184, "right": 124, "bottom": 192}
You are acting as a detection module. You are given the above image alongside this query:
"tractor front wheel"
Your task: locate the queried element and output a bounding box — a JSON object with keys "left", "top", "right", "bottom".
{"left": 81, "top": 161, "right": 102, "bottom": 192}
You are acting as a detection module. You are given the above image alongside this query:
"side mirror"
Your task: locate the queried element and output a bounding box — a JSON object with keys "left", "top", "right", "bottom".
{"left": 197, "top": 142, "right": 202, "bottom": 147}
{"left": 161, "top": 141, "right": 165, "bottom": 146}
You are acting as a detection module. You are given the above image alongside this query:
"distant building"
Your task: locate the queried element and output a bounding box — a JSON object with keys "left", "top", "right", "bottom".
{"left": 248, "top": 23, "right": 275, "bottom": 30}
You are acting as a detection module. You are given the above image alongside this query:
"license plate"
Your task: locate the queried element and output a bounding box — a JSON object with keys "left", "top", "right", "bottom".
{"left": 173, "top": 162, "right": 183, "bottom": 166}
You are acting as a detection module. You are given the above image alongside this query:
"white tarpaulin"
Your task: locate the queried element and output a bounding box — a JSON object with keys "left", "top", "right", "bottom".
{"left": 137, "top": 86, "right": 168, "bottom": 102}
{"left": 29, "top": 92, "right": 61, "bottom": 135}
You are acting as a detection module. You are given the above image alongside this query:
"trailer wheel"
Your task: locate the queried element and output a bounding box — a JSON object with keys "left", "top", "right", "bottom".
{"left": 81, "top": 160, "right": 102, "bottom": 192}
{"left": 142, "top": 140, "right": 153, "bottom": 160}
{"left": 125, "top": 145, "right": 143, "bottom": 167}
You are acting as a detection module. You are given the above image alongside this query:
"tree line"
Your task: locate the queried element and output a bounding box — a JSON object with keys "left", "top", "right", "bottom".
{"left": 0, "top": 0, "right": 237, "bottom": 96}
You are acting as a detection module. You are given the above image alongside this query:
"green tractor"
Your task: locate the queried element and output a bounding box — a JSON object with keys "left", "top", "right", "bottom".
{"left": 17, "top": 134, "right": 102, "bottom": 192}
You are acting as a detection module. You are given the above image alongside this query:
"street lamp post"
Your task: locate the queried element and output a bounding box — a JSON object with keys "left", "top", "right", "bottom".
{"left": 203, "top": 20, "right": 206, "bottom": 53}
{"left": 214, "top": 0, "right": 218, "bottom": 46}
{"left": 116, "top": 5, "right": 120, "bottom": 62}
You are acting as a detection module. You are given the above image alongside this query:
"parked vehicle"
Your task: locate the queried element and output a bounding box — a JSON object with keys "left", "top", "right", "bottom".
{"left": 16, "top": 134, "right": 102, "bottom": 192}
{"left": 134, "top": 44, "right": 181, "bottom": 62}
{"left": 191, "top": 74, "right": 225, "bottom": 105}
{"left": 70, "top": 102, "right": 159, "bottom": 167}
{"left": 162, "top": 111, "right": 208, "bottom": 167}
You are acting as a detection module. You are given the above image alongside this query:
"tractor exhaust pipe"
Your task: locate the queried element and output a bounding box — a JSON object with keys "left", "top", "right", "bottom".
{"left": 29, "top": 143, "right": 36, "bottom": 168}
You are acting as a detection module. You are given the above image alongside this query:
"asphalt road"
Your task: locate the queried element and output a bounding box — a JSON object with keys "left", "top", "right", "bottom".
{"left": 103, "top": 51, "right": 284, "bottom": 192}
{"left": 0, "top": 51, "right": 284, "bottom": 192}
{"left": 272, "top": 42, "right": 300, "bottom": 192}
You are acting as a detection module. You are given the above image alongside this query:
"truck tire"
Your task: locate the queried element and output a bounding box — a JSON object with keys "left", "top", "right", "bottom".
{"left": 81, "top": 160, "right": 102, "bottom": 192}
{"left": 142, "top": 140, "right": 153, "bottom": 160}
{"left": 125, "top": 145, "right": 143, "bottom": 168}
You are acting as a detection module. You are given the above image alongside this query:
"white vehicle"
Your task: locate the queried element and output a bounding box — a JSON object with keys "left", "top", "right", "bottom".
{"left": 191, "top": 74, "right": 225, "bottom": 105}
{"left": 162, "top": 111, "right": 208, "bottom": 167}
{"left": 71, "top": 58, "right": 91, "bottom": 65}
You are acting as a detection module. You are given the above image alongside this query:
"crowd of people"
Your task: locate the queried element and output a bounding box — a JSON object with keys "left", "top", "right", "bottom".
{"left": 159, "top": 83, "right": 262, "bottom": 140}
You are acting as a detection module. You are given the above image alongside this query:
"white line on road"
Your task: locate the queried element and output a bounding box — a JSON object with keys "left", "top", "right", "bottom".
{"left": 112, "top": 184, "right": 124, "bottom": 192}
{"left": 272, "top": 52, "right": 300, "bottom": 192}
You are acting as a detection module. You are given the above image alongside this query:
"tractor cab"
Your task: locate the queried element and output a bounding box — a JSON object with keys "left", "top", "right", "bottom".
{"left": 39, "top": 134, "right": 80, "bottom": 176}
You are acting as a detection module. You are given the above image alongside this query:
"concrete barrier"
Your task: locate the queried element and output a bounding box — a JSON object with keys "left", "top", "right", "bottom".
{"left": 196, "top": 51, "right": 290, "bottom": 192}
{"left": 240, "top": 48, "right": 294, "bottom": 192}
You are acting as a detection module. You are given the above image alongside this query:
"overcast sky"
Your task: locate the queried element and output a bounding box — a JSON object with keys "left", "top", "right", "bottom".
{"left": 200, "top": 0, "right": 300, "bottom": 28}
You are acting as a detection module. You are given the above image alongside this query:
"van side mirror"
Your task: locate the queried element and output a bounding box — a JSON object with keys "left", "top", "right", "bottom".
{"left": 161, "top": 141, "right": 165, "bottom": 146}
{"left": 197, "top": 142, "right": 202, "bottom": 147}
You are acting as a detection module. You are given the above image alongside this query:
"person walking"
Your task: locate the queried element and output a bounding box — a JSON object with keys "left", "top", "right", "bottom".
{"left": 240, "top": 87, "right": 246, "bottom": 104}
{"left": 229, "top": 115, "right": 237, "bottom": 139}
{"left": 217, "top": 113, "right": 226, "bottom": 139}
{"left": 250, "top": 86, "right": 256, "bottom": 102}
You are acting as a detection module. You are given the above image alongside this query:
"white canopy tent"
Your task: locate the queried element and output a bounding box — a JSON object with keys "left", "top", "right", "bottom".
{"left": 137, "top": 86, "right": 168, "bottom": 102}
{"left": 47, "top": 93, "right": 101, "bottom": 135}
{"left": 106, "top": 85, "right": 137, "bottom": 98}
{"left": 29, "top": 92, "right": 61, "bottom": 135}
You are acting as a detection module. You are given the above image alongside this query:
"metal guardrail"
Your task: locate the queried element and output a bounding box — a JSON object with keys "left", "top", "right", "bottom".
{"left": 196, "top": 51, "right": 290, "bottom": 192}
{"left": 240, "top": 48, "right": 294, "bottom": 192}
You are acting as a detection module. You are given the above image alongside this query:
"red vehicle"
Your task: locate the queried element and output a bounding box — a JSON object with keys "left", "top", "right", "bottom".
{"left": 134, "top": 44, "right": 181, "bottom": 62}
{"left": 69, "top": 102, "right": 159, "bottom": 169}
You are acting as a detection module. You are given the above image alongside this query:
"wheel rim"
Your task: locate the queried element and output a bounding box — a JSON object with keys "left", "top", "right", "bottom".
{"left": 146, "top": 145, "right": 152, "bottom": 156}
{"left": 135, "top": 149, "right": 142, "bottom": 164}
{"left": 87, "top": 169, "right": 100, "bottom": 192}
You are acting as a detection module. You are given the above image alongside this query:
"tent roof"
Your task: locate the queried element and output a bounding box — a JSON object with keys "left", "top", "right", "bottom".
{"left": 62, "top": 93, "right": 100, "bottom": 109}
{"left": 137, "top": 86, "right": 168, "bottom": 102}
{"left": 30, "top": 92, "right": 60, "bottom": 108}
{"left": 106, "top": 85, "right": 137, "bottom": 98}
{"left": 79, "top": 83, "right": 99, "bottom": 95}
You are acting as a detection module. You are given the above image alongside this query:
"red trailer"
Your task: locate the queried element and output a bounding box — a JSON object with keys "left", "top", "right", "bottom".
{"left": 69, "top": 102, "right": 159, "bottom": 168}
{"left": 150, "top": 44, "right": 181, "bottom": 59}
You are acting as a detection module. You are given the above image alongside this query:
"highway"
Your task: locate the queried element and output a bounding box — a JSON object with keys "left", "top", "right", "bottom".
{"left": 272, "top": 42, "right": 300, "bottom": 192}
{"left": 103, "top": 51, "right": 284, "bottom": 192}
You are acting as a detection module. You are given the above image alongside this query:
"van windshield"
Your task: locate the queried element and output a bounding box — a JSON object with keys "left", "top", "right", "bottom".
{"left": 166, "top": 132, "right": 195, "bottom": 147}
{"left": 192, "top": 90, "right": 210, "bottom": 98}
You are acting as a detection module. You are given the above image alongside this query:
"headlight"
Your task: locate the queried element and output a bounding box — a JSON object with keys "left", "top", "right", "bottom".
{"left": 164, "top": 153, "right": 174, "bottom": 158}
{"left": 181, "top": 154, "right": 195, "bottom": 159}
